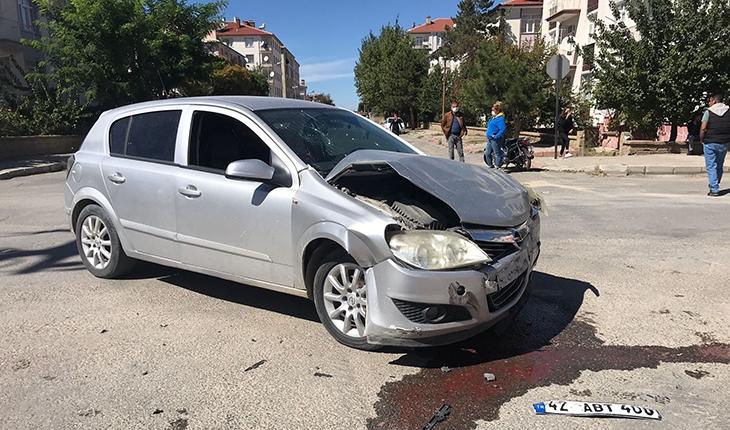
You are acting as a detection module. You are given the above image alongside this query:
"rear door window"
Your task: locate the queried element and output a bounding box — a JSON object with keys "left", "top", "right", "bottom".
{"left": 109, "top": 110, "right": 181, "bottom": 162}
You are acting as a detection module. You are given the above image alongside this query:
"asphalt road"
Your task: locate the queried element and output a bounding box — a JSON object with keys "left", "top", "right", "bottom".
{"left": 1, "top": 170, "right": 728, "bottom": 430}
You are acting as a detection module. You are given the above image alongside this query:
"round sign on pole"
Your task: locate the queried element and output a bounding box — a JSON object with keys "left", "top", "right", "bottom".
{"left": 546, "top": 54, "right": 570, "bottom": 80}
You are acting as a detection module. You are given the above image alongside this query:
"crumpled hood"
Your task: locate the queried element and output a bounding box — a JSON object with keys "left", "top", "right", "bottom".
{"left": 325, "top": 150, "right": 530, "bottom": 227}
{"left": 709, "top": 103, "right": 729, "bottom": 117}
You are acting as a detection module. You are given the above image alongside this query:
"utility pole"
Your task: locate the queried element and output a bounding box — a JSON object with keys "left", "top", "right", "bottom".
{"left": 441, "top": 58, "right": 446, "bottom": 115}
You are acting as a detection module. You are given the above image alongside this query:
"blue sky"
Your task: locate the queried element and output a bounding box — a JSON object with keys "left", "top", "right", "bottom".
{"left": 222, "top": 0, "right": 465, "bottom": 110}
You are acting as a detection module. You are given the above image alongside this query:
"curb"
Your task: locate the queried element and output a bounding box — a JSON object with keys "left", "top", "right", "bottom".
{"left": 0, "top": 161, "right": 67, "bottom": 180}
{"left": 539, "top": 164, "right": 726, "bottom": 176}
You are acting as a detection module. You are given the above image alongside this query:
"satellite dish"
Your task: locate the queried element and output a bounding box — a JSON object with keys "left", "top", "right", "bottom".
{"left": 259, "top": 23, "right": 266, "bottom": 29}
{"left": 269, "top": 71, "right": 275, "bottom": 78}
{"left": 559, "top": 37, "right": 575, "bottom": 53}
{"left": 263, "top": 55, "right": 269, "bottom": 62}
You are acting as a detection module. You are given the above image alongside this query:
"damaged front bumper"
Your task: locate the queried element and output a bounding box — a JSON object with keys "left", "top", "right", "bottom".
{"left": 364, "top": 240, "right": 540, "bottom": 347}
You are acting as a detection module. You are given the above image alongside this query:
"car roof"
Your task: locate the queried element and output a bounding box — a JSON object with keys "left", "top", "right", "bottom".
{"left": 101, "top": 96, "right": 339, "bottom": 116}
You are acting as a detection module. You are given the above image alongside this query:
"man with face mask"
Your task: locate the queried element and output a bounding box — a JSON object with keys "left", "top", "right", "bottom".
{"left": 441, "top": 101, "right": 468, "bottom": 162}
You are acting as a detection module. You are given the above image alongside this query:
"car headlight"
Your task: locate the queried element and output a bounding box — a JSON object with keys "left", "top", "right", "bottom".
{"left": 388, "top": 230, "right": 491, "bottom": 270}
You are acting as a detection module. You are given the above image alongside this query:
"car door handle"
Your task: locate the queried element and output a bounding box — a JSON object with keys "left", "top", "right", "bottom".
{"left": 178, "top": 186, "right": 202, "bottom": 198}
{"left": 107, "top": 173, "right": 126, "bottom": 184}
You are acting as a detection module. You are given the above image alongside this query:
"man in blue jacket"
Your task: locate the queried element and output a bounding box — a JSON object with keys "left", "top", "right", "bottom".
{"left": 485, "top": 101, "right": 506, "bottom": 168}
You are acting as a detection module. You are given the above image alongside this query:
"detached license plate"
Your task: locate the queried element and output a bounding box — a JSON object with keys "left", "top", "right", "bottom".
{"left": 495, "top": 252, "right": 530, "bottom": 289}
{"left": 534, "top": 401, "right": 661, "bottom": 420}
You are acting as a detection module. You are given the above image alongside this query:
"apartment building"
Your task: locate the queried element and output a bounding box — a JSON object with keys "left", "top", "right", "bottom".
{"left": 212, "top": 17, "right": 304, "bottom": 99}
{"left": 500, "top": 0, "right": 544, "bottom": 48}
{"left": 0, "top": 0, "right": 45, "bottom": 86}
{"left": 407, "top": 16, "right": 458, "bottom": 72}
{"left": 542, "top": 0, "right": 636, "bottom": 94}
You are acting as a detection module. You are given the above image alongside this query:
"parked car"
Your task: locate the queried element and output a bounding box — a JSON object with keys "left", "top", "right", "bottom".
{"left": 65, "top": 96, "right": 542, "bottom": 350}
{"left": 383, "top": 117, "right": 406, "bottom": 134}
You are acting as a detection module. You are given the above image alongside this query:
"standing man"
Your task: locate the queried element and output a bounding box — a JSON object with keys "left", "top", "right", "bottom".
{"left": 700, "top": 94, "right": 730, "bottom": 197}
{"left": 485, "top": 102, "right": 506, "bottom": 168}
{"left": 557, "top": 107, "right": 574, "bottom": 157}
{"left": 441, "top": 101, "right": 468, "bottom": 162}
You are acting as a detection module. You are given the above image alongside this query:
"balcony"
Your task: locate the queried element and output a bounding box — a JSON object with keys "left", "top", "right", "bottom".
{"left": 519, "top": 34, "right": 538, "bottom": 48}
{"left": 546, "top": 0, "right": 582, "bottom": 22}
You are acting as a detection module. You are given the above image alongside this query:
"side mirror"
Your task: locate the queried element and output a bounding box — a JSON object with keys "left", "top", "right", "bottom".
{"left": 225, "top": 159, "right": 275, "bottom": 182}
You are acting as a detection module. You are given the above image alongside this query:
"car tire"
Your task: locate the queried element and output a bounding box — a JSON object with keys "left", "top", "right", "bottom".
{"left": 75, "top": 205, "right": 135, "bottom": 278}
{"left": 313, "top": 252, "right": 381, "bottom": 351}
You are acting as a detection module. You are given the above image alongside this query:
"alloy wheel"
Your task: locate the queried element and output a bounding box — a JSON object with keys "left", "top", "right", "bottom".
{"left": 80, "top": 215, "right": 112, "bottom": 270}
{"left": 321, "top": 262, "right": 368, "bottom": 338}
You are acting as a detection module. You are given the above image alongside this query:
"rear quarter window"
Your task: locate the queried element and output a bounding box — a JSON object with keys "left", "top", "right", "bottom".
{"left": 108, "top": 110, "right": 182, "bottom": 162}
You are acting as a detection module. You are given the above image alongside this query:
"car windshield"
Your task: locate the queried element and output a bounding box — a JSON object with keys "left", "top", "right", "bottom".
{"left": 256, "top": 108, "right": 417, "bottom": 175}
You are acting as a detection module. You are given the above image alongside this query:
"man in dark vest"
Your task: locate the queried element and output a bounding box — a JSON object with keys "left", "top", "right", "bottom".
{"left": 700, "top": 93, "right": 730, "bottom": 196}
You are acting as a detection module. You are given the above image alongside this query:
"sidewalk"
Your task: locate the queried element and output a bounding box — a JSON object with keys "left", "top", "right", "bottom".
{"left": 0, "top": 154, "right": 70, "bottom": 180}
{"left": 402, "top": 129, "right": 714, "bottom": 176}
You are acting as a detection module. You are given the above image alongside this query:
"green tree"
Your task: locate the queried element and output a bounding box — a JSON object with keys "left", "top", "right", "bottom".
{"left": 30, "top": 0, "right": 226, "bottom": 109}
{"left": 316, "top": 93, "right": 335, "bottom": 106}
{"left": 209, "top": 62, "right": 269, "bottom": 96}
{"left": 354, "top": 23, "right": 429, "bottom": 127}
{"left": 439, "top": 0, "right": 501, "bottom": 65}
{"left": 462, "top": 38, "right": 553, "bottom": 136}
{"left": 418, "top": 63, "right": 454, "bottom": 123}
{"left": 589, "top": 0, "right": 730, "bottom": 136}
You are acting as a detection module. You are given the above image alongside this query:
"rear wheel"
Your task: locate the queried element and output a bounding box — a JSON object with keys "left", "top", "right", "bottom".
{"left": 76, "top": 205, "right": 135, "bottom": 278}
{"left": 313, "top": 252, "right": 380, "bottom": 351}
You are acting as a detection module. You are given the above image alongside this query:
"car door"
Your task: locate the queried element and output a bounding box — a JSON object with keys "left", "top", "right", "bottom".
{"left": 175, "top": 107, "right": 296, "bottom": 287}
{"left": 100, "top": 109, "right": 182, "bottom": 261}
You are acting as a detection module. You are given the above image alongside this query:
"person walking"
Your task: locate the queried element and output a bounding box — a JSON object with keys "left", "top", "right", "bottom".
{"left": 441, "top": 101, "right": 467, "bottom": 162}
{"left": 557, "top": 107, "right": 574, "bottom": 157}
{"left": 484, "top": 102, "right": 506, "bottom": 168}
{"left": 390, "top": 113, "right": 401, "bottom": 136}
{"left": 700, "top": 93, "right": 730, "bottom": 196}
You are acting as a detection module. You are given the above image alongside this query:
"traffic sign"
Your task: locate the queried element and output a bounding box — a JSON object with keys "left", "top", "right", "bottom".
{"left": 546, "top": 54, "right": 570, "bottom": 80}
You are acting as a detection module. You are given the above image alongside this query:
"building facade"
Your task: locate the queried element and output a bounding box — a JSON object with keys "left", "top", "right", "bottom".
{"left": 212, "top": 18, "right": 304, "bottom": 99}
{"left": 407, "top": 16, "right": 458, "bottom": 72}
{"left": 500, "top": 0, "right": 544, "bottom": 48}
{"left": 0, "top": 0, "right": 45, "bottom": 89}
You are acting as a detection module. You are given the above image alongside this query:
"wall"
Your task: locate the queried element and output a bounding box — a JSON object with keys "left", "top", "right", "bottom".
{"left": 0, "top": 135, "right": 84, "bottom": 159}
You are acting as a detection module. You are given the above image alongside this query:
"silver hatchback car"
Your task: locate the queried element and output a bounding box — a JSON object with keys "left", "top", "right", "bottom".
{"left": 65, "top": 96, "right": 542, "bottom": 350}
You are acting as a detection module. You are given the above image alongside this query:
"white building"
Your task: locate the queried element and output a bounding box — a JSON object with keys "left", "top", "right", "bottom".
{"left": 407, "top": 16, "right": 458, "bottom": 72}
{"left": 499, "top": 0, "right": 544, "bottom": 48}
{"left": 0, "top": 0, "right": 45, "bottom": 89}
{"left": 211, "top": 18, "right": 304, "bottom": 99}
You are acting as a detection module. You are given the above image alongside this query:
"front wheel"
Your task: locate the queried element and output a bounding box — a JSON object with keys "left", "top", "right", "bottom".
{"left": 313, "top": 253, "right": 380, "bottom": 350}
{"left": 75, "top": 205, "right": 135, "bottom": 278}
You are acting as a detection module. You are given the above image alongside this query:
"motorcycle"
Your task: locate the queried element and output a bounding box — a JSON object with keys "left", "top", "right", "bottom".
{"left": 500, "top": 137, "right": 534, "bottom": 170}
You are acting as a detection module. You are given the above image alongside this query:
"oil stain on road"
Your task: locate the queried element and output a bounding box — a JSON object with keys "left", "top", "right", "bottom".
{"left": 368, "top": 272, "right": 729, "bottom": 429}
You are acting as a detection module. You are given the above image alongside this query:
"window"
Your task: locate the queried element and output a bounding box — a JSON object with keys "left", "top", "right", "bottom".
{"left": 188, "top": 111, "right": 270, "bottom": 171}
{"left": 415, "top": 36, "right": 424, "bottom": 46}
{"left": 245, "top": 37, "right": 254, "bottom": 47}
{"left": 587, "top": 0, "right": 599, "bottom": 13}
{"left": 521, "top": 13, "right": 540, "bottom": 34}
{"left": 18, "top": 0, "right": 35, "bottom": 32}
{"left": 245, "top": 55, "right": 254, "bottom": 66}
{"left": 109, "top": 111, "right": 181, "bottom": 162}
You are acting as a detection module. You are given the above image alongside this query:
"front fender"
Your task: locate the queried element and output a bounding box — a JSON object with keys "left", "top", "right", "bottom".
{"left": 294, "top": 221, "right": 381, "bottom": 290}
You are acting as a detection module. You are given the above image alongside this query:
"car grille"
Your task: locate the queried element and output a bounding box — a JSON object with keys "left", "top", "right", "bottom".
{"left": 477, "top": 241, "right": 519, "bottom": 261}
{"left": 392, "top": 299, "right": 472, "bottom": 324}
{"left": 487, "top": 271, "right": 527, "bottom": 312}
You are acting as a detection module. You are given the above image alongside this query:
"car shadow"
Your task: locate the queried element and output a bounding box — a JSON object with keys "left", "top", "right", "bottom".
{"left": 389, "top": 271, "right": 600, "bottom": 367}
{"left": 152, "top": 266, "right": 320, "bottom": 323}
{"left": 0, "top": 240, "right": 83, "bottom": 274}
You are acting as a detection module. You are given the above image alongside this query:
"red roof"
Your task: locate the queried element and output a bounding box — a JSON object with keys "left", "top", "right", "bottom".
{"left": 407, "top": 18, "right": 454, "bottom": 34}
{"left": 216, "top": 21, "right": 273, "bottom": 37}
{"left": 499, "top": 0, "right": 543, "bottom": 7}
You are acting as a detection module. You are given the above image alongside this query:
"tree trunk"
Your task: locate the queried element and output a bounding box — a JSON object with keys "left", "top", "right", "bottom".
{"left": 510, "top": 106, "right": 521, "bottom": 138}
{"left": 668, "top": 123, "right": 678, "bottom": 142}
{"left": 409, "top": 107, "right": 416, "bottom": 130}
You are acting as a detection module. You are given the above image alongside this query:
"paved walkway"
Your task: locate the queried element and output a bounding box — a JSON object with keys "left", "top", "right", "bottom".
{"left": 401, "top": 129, "right": 715, "bottom": 176}
{"left": 0, "top": 154, "right": 71, "bottom": 180}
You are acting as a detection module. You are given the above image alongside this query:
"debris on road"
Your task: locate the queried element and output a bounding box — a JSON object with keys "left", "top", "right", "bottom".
{"left": 244, "top": 359, "right": 267, "bottom": 372}
{"left": 440, "top": 366, "right": 451, "bottom": 373}
{"left": 534, "top": 400, "right": 661, "bottom": 420}
{"left": 100, "top": 329, "right": 108, "bottom": 334}
{"left": 423, "top": 404, "right": 451, "bottom": 430}
{"left": 484, "top": 373, "right": 496, "bottom": 381}
{"left": 685, "top": 369, "right": 710, "bottom": 379}
{"left": 314, "top": 372, "right": 333, "bottom": 378}
{"left": 152, "top": 409, "right": 164, "bottom": 415}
